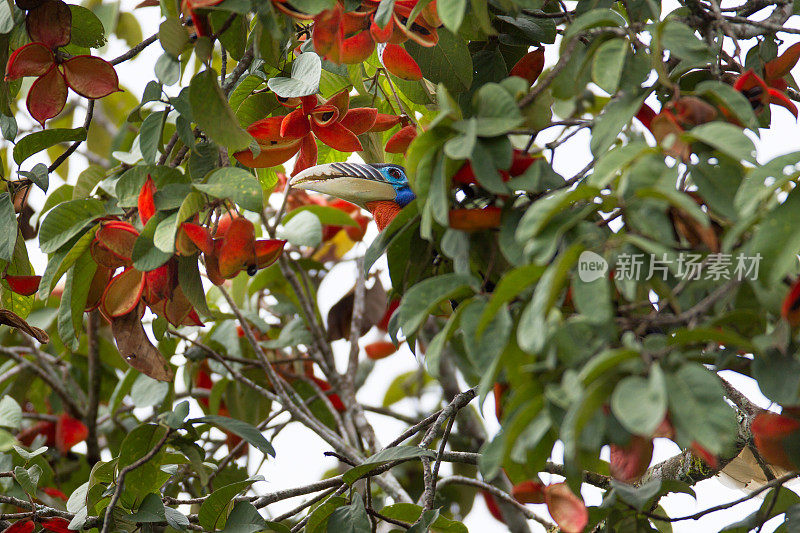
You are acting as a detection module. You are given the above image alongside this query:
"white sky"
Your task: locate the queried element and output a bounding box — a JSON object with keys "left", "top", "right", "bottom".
{"left": 11, "top": 0, "right": 800, "bottom": 530}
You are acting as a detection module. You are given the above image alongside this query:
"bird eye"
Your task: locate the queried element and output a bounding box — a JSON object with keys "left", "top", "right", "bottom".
{"left": 388, "top": 168, "right": 402, "bottom": 180}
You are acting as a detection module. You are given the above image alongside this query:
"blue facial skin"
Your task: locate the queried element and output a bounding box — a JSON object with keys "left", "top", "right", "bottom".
{"left": 375, "top": 164, "right": 416, "bottom": 207}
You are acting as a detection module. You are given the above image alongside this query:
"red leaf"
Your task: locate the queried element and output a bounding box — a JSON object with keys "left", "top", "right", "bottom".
{"left": 690, "top": 441, "right": 718, "bottom": 469}
{"left": 4, "top": 42, "right": 54, "bottom": 80}
{"left": 55, "top": 414, "right": 88, "bottom": 454}
{"left": 609, "top": 436, "right": 654, "bottom": 482}
{"left": 2, "top": 520, "right": 34, "bottom": 533}
{"left": 280, "top": 109, "right": 311, "bottom": 138}
{"left": 42, "top": 488, "right": 68, "bottom": 501}
{"left": 365, "top": 340, "right": 398, "bottom": 360}
{"left": 377, "top": 299, "right": 399, "bottom": 332}
{"left": 101, "top": 267, "right": 145, "bottom": 318}
{"left": 385, "top": 125, "right": 417, "bottom": 153}
{"left": 512, "top": 480, "right": 546, "bottom": 504}
{"left": 234, "top": 116, "right": 303, "bottom": 168}
{"left": 767, "top": 87, "right": 798, "bottom": 118}
{"left": 481, "top": 491, "right": 506, "bottom": 524}
{"left": 16, "top": 421, "right": 55, "bottom": 448}
{"left": 493, "top": 382, "right": 508, "bottom": 421}
{"left": 94, "top": 221, "right": 139, "bottom": 263}
{"left": 4, "top": 275, "right": 41, "bottom": 296}
{"left": 62, "top": 55, "right": 121, "bottom": 99}
{"left": 180, "top": 223, "right": 214, "bottom": 255}
{"left": 394, "top": 4, "right": 438, "bottom": 47}
{"left": 339, "top": 108, "right": 378, "bottom": 135}
{"left": 545, "top": 483, "right": 589, "bottom": 533}
{"left": 339, "top": 31, "right": 375, "bottom": 63}
{"left": 381, "top": 43, "right": 422, "bottom": 81}
{"left": 217, "top": 217, "right": 256, "bottom": 279}
{"left": 370, "top": 113, "right": 401, "bottom": 132}
{"left": 310, "top": 104, "right": 341, "bottom": 128}
{"left": 448, "top": 207, "right": 502, "bottom": 231}
{"left": 635, "top": 103, "right": 657, "bottom": 131}
{"left": 309, "top": 376, "right": 346, "bottom": 411}
{"left": 510, "top": 48, "right": 545, "bottom": 85}
{"left": 138, "top": 175, "right": 157, "bottom": 225}
{"left": 293, "top": 134, "right": 319, "bottom": 174}
{"left": 254, "top": 239, "right": 286, "bottom": 269}
{"left": 26, "top": 0, "right": 71, "bottom": 48}
{"left": 143, "top": 263, "right": 173, "bottom": 304}
{"left": 311, "top": 122, "right": 363, "bottom": 152}
{"left": 26, "top": 65, "right": 67, "bottom": 127}
{"left": 509, "top": 149, "right": 536, "bottom": 176}
{"left": 752, "top": 412, "right": 800, "bottom": 470}
{"left": 782, "top": 278, "right": 800, "bottom": 326}
{"left": 41, "top": 518, "right": 71, "bottom": 533}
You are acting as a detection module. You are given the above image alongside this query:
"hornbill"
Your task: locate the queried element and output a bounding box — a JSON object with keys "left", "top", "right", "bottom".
{"left": 290, "top": 162, "right": 415, "bottom": 231}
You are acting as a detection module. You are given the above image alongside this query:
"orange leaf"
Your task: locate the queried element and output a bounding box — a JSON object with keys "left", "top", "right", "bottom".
{"left": 649, "top": 110, "right": 690, "bottom": 160}
{"left": 765, "top": 42, "right": 800, "bottom": 81}
{"left": 180, "top": 223, "right": 214, "bottom": 255}
{"left": 311, "top": 121, "right": 363, "bottom": 152}
{"left": 26, "top": 0, "right": 71, "bottom": 48}
{"left": 293, "top": 133, "right": 319, "bottom": 174}
{"left": 545, "top": 483, "right": 589, "bottom": 533}
{"left": 512, "top": 480, "right": 546, "bottom": 504}
{"left": 138, "top": 175, "right": 157, "bottom": 225}
{"left": 280, "top": 109, "right": 311, "bottom": 138}
{"left": 254, "top": 239, "right": 286, "bottom": 269}
{"left": 752, "top": 412, "right": 800, "bottom": 470}
{"left": 370, "top": 113, "right": 402, "bottom": 132}
{"left": 26, "top": 65, "right": 67, "bottom": 127}
{"left": 55, "top": 414, "right": 88, "bottom": 454}
{"left": 510, "top": 48, "right": 545, "bottom": 85}
{"left": 690, "top": 441, "right": 718, "bottom": 469}
{"left": 4, "top": 42, "right": 54, "bottom": 80}
{"left": 365, "top": 340, "right": 398, "bottom": 360}
{"left": 493, "top": 382, "right": 508, "bottom": 421}
{"left": 4, "top": 275, "right": 41, "bottom": 296}
{"left": 62, "top": 56, "right": 121, "bottom": 99}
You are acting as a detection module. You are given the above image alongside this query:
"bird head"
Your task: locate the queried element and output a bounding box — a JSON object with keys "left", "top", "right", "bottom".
{"left": 289, "top": 162, "right": 415, "bottom": 209}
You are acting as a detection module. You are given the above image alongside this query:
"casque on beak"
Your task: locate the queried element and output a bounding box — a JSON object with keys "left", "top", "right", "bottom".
{"left": 289, "top": 162, "right": 398, "bottom": 208}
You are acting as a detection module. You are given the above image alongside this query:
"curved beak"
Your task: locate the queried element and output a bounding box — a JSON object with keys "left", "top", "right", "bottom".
{"left": 289, "top": 162, "right": 397, "bottom": 208}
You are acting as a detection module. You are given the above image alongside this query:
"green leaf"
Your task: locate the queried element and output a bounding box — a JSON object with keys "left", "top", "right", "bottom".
{"left": 326, "top": 493, "right": 370, "bottom": 533}
{"left": 73, "top": 165, "right": 105, "bottom": 199}
{"left": 374, "top": 0, "right": 396, "bottom": 28}
{"left": 159, "top": 17, "right": 189, "bottom": 57}
{"left": 694, "top": 80, "right": 759, "bottom": 131}
{"left": 407, "top": 509, "right": 440, "bottom": 533}
{"left": 666, "top": 364, "right": 738, "bottom": 455}
{"left": 686, "top": 122, "right": 757, "bottom": 164}
{"left": 189, "top": 69, "right": 253, "bottom": 151}
{"left": 267, "top": 52, "right": 322, "bottom": 98}
{"left": 14, "top": 465, "right": 40, "bottom": 495}
{"left": 132, "top": 214, "right": 172, "bottom": 271}
{"left": 0, "top": 396, "right": 21, "bottom": 430}
{"left": 342, "top": 447, "right": 436, "bottom": 485}
{"left": 592, "top": 38, "right": 627, "bottom": 93}
{"left": 194, "top": 167, "right": 263, "bottom": 212}
{"left": 406, "top": 29, "right": 472, "bottom": 94}
{"left": 38, "top": 198, "right": 104, "bottom": 254}
{"left": 115, "top": 164, "right": 188, "bottom": 208}
{"left": 139, "top": 110, "right": 165, "bottom": 164}
{"left": 379, "top": 503, "right": 467, "bottom": 533}
{"left": 0, "top": 193, "right": 14, "bottom": 262}
{"left": 282, "top": 205, "right": 359, "bottom": 227}
{"left": 563, "top": 8, "right": 625, "bottom": 41}
{"left": 117, "top": 425, "right": 170, "bottom": 502}
{"left": 472, "top": 83, "right": 523, "bottom": 135}
{"left": 437, "top": 0, "right": 466, "bottom": 32}
{"left": 198, "top": 478, "right": 261, "bottom": 530}
{"left": 279, "top": 210, "right": 322, "bottom": 248}
{"left": 178, "top": 255, "right": 212, "bottom": 317}
{"left": 19, "top": 163, "right": 49, "bottom": 193}
{"left": 397, "top": 273, "right": 479, "bottom": 337}
{"left": 747, "top": 185, "right": 800, "bottom": 285}
{"left": 13, "top": 128, "right": 87, "bottom": 164}
{"left": 192, "top": 416, "right": 275, "bottom": 457}
{"left": 69, "top": 5, "right": 106, "bottom": 48}
{"left": 306, "top": 497, "right": 347, "bottom": 533}
{"left": 126, "top": 493, "right": 166, "bottom": 523}
{"left": 131, "top": 375, "right": 170, "bottom": 407}
{"left": 155, "top": 53, "right": 181, "bottom": 85}
{"left": 610, "top": 364, "right": 668, "bottom": 436}
{"left": 591, "top": 91, "right": 648, "bottom": 156}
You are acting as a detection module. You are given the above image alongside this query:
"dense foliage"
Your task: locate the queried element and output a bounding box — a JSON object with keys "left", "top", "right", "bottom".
{"left": 3, "top": 0, "right": 800, "bottom": 531}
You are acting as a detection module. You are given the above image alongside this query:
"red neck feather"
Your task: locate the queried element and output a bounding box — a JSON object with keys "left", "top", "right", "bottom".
{"left": 366, "top": 201, "right": 402, "bottom": 231}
